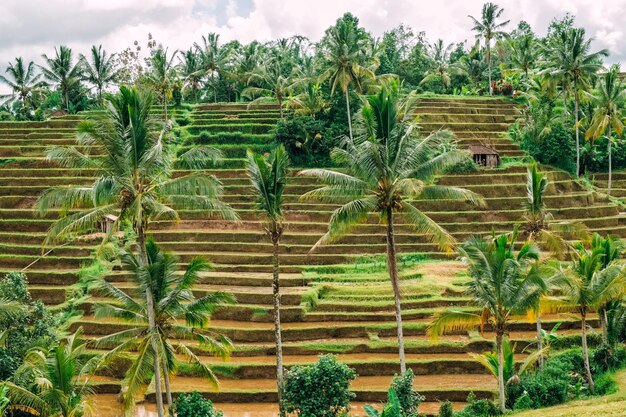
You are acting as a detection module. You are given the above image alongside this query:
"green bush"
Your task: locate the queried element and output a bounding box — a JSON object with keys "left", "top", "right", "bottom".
{"left": 390, "top": 369, "right": 424, "bottom": 417}
{"left": 273, "top": 115, "right": 335, "bottom": 167}
{"left": 283, "top": 354, "right": 356, "bottom": 417}
{"left": 591, "top": 343, "right": 626, "bottom": 374}
{"left": 513, "top": 121, "right": 576, "bottom": 174}
{"left": 512, "top": 392, "right": 532, "bottom": 411}
{"left": 505, "top": 349, "right": 586, "bottom": 409}
{"left": 0, "top": 272, "right": 57, "bottom": 379}
{"left": 437, "top": 401, "right": 453, "bottom": 417}
{"left": 454, "top": 392, "right": 500, "bottom": 417}
{"left": 172, "top": 392, "right": 223, "bottom": 417}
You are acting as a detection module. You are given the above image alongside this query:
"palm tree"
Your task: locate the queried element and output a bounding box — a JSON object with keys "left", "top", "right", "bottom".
{"left": 546, "top": 28, "right": 608, "bottom": 177}
{"left": 94, "top": 240, "right": 234, "bottom": 412}
{"left": 429, "top": 232, "right": 546, "bottom": 413}
{"left": 454, "top": 44, "right": 488, "bottom": 90}
{"left": 242, "top": 63, "right": 292, "bottom": 117}
{"left": 246, "top": 145, "right": 290, "bottom": 414}
{"left": 590, "top": 233, "right": 625, "bottom": 343}
{"left": 585, "top": 65, "right": 626, "bottom": 195}
{"left": 35, "top": 86, "right": 237, "bottom": 417}
{"left": 178, "top": 48, "right": 204, "bottom": 102}
{"left": 300, "top": 79, "right": 482, "bottom": 373}
{"left": 195, "top": 33, "right": 228, "bottom": 102}
{"left": 468, "top": 2, "right": 510, "bottom": 95}
{"left": 286, "top": 82, "right": 329, "bottom": 118}
{"left": 0, "top": 57, "right": 43, "bottom": 111}
{"left": 145, "top": 47, "right": 178, "bottom": 121}
{"left": 79, "top": 45, "right": 118, "bottom": 105}
{"left": 507, "top": 34, "right": 537, "bottom": 82}
{"left": 39, "top": 45, "right": 83, "bottom": 111}
{"left": 6, "top": 328, "right": 103, "bottom": 417}
{"left": 420, "top": 39, "right": 457, "bottom": 90}
{"left": 554, "top": 238, "right": 626, "bottom": 392}
{"left": 320, "top": 17, "right": 375, "bottom": 140}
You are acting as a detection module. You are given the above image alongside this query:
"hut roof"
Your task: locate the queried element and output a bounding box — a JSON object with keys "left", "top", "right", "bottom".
{"left": 468, "top": 145, "right": 499, "bottom": 155}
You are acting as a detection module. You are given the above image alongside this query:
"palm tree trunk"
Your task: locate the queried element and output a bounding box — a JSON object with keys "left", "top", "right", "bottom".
{"left": 385, "top": 207, "right": 406, "bottom": 374}
{"left": 496, "top": 328, "right": 506, "bottom": 413}
{"left": 581, "top": 310, "right": 595, "bottom": 392}
{"left": 271, "top": 233, "right": 285, "bottom": 416}
{"left": 163, "top": 94, "right": 168, "bottom": 122}
{"left": 162, "top": 362, "right": 173, "bottom": 413}
{"left": 536, "top": 312, "right": 543, "bottom": 370}
{"left": 278, "top": 97, "right": 283, "bottom": 118}
{"left": 600, "top": 306, "right": 608, "bottom": 344}
{"left": 345, "top": 88, "right": 354, "bottom": 141}
{"left": 487, "top": 44, "right": 492, "bottom": 96}
{"left": 606, "top": 125, "right": 613, "bottom": 195}
{"left": 137, "top": 228, "right": 165, "bottom": 417}
{"left": 575, "top": 90, "right": 580, "bottom": 177}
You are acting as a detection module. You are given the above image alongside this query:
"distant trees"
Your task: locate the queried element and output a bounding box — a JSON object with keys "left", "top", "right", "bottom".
{"left": 0, "top": 58, "right": 43, "bottom": 112}
{"left": 39, "top": 45, "right": 83, "bottom": 111}
{"left": 79, "top": 45, "right": 118, "bottom": 104}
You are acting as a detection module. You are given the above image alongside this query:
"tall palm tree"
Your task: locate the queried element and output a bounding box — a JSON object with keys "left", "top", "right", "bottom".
{"left": 508, "top": 34, "right": 537, "bottom": 82}
{"left": 246, "top": 145, "right": 290, "bottom": 414}
{"left": 553, "top": 239, "right": 626, "bottom": 392}
{"left": 286, "top": 83, "right": 329, "bottom": 118}
{"left": 6, "top": 329, "right": 102, "bottom": 417}
{"left": 242, "top": 63, "right": 293, "bottom": 117}
{"left": 420, "top": 40, "right": 459, "bottom": 90}
{"left": 195, "top": 33, "right": 228, "bottom": 102}
{"left": 95, "top": 240, "right": 234, "bottom": 412}
{"left": 35, "top": 86, "right": 237, "bottom": 417}
{"left": 585, "top": 65, "right": 626, "bottom": 195}
{"left": 300, "top": 79, "right": 482, "bottom": 373}
{"left": 79, "top": 45, "right": 118, "bottom": 105}
{"left": 468, "top": 2, "right": 510, "bottom": 95}
{"left": 39, "top": 45, "right": 83, "bottom": 111}
{"left": 178, "top": 48, "right": 204, "bottom": 102}
{"left": 146, "top": 47, "right": 178, "bottom": 120}
{"left": 320, "top": 17, "right": 375, "bottom": 140}
{"left": 547, "top": 28, "right": 608, "bottom": 177}
{"left": 429, "top": 232, "right": 546, "bottom": 413}
{"left": 0, "top": 57, "right": 43, "bottom": 110}
{"left": 454, "top": 44, "right": 488, "bottom": 90}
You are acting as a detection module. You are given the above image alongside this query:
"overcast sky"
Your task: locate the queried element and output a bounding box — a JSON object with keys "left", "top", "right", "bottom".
{"left": 1, "top": 0, "right": 625, "bottom": 75}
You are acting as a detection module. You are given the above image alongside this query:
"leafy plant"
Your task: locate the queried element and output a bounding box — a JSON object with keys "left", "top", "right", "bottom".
{"left": 437, "top": 401, "right": 453, "bottom": 417}
{"left": 364, "top": 389, "right": 401, "bottom": 417}
{"left": 283, "top": 354, "right": 356, "bottom": 417}
{"left": 172, "top": 392, "right": 224, "bottom": 417}
{"left": 390, "top": 369, "right": 424, "bottom": 417}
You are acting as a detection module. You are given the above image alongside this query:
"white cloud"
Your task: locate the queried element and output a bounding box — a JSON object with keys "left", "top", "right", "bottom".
{"left": 0, "top": 0, "right": 625, "bottom": 82}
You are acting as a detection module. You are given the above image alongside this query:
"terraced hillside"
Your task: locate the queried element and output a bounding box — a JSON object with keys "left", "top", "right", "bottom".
{"left": 0, "top": 97, "right": 616, "bottom": 416}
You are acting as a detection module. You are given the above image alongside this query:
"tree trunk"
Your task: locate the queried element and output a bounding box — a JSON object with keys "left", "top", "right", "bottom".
{"left": 162, "top": 360, "right": 173, "bottom": 414}
{"left": 496, "top": 328, "right": 506, "bottom": 413}
{"left": 137, "top": 229, "right": 165, "bottom": 417}
{"left": 575, "top": 89, "right": 580, "bottom": 177}
{"left": 271, "top": 232, "right": 285, "bottom": 416}
{"left": 606, "top": 125, "right": 613, "bottom": 195}
{"left": 278, "top": 97, "right": 283, "bottom": 118}
{"left": 163, "top": 94, "right": 168, "bottom": 122}
{"left": 536, "top": 312, "right": 544, "bottom": 370}
{"left": 345, "top": 88, "right": 354, "bottom": 141}
{"left": 385, "top": 207, "right": 406, "bottom": 373}
{"left": 487, "top": 43, "right": 492, "bottom": 96}
{"left": 581, "top": 310, "right": 595, "bottom": 392}
{"left": 600, "top": 306, "right": 609, "bottom": 344}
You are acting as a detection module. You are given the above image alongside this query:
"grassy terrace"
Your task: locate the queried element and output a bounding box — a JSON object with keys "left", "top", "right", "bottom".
{"left": 0, "top": 97, "right": 617, "bottom": 415}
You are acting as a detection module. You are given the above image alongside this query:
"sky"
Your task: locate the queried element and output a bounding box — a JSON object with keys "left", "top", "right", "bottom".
{"left": 1, "top": 0, "right": 626, "bottom": 75}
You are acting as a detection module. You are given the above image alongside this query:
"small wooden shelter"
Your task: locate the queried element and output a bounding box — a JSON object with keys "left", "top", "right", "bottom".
{"left": 49, "top": 109, "right": 68, "bottom": 119}
{"left": 468, "top": 145, "right": 500, "bottom": 168}
{"left": 99, "top": 214, "right": 118, "bottom": 234}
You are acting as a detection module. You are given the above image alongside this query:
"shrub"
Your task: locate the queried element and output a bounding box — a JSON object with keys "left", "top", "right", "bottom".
{"left": 514, "top": 121, "right": 576, "bottom": 174}
{"left": 0, "top": 272, "right": 57, "bottom": 379}
{"left": 512, "top": 392, "right": 532, "bottom": 411}
{"left": 505, "top": 349, "right": 586, "bottom": 409}
{"left": 591, "top": 343, "right": 626, "bottom": 374}
{"left": 273, "top": 115, "right": 335, "bottom": 167}
{"left": 283, "top": 354, "right": 356, "bottom": 417}
{"left": 437, "top": 401, "right": 453, "bottom": 417}
{"left": 390, "top": 369, "right": 424, "bottom": 417}
{"left": 454, "top": 392, "right": 500, "bottom": 417}
{"left": 593, "top": 371, "right": 618, "bottom": 396}
{"left": 172, "top": 392, "right": 223, "bottom": 417}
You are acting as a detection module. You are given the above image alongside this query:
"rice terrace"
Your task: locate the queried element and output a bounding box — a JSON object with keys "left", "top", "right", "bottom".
{"left": 2, "top": 1, "right": 626, "bottom": 416}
